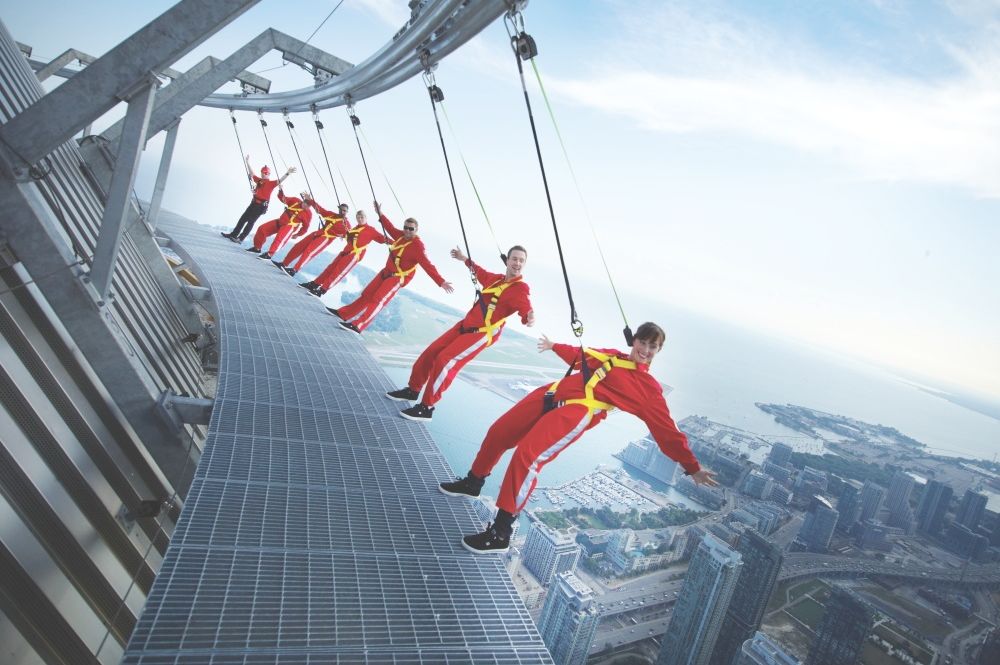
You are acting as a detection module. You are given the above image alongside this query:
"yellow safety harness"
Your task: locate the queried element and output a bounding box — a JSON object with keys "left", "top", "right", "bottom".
{"left": 319, "top": 214, "right": 345, "bottom": 239}
{"left": 463, "top": 276, "right": 521, "bottom": 345}
{"left": 386, "top": 237, "right": 416, "bottom": 283}
{"left": 544, "top": 348, "right": 637, "bottom": 413}
{"left": 284, "top": 200, "right": 306, "bottom": 226}
{"left": 343, "top": 225, "right": 367, "bottom": 258}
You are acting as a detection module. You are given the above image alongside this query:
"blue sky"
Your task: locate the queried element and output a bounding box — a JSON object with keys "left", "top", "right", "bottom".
{"left": 7, "top": 0, "right": 1000, "bottom": 398}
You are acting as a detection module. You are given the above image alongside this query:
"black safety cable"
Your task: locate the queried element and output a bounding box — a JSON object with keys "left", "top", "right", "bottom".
{"left": 311, "top": 108, "right": 342, "bottom": 207}
{"left": 506, "top": 9, "right": 592, "bottom": 384}
{"left": 283, "top": 112, "right": 313, "bottom": 199}
{"left": 529, "top": 58, "right": 634, "bottom": 345}
{"left": 423, "top": 70, "right": 479, "bottom": 296}
{"left": 229, "top": 109, "right": 254, "bottom": 193}
{"left": 257, "top": 110, "right": 283, "bottom": 193}
{"left": 346, "top": 102, "right": 392, "bottom": 239}
{"left": 504, "top": 13, "right": 583, "bottom": 339}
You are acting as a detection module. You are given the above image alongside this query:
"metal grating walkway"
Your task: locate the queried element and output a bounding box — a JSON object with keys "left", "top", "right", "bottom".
{"left": 122, "top": 215, "right": 553, "bottom": 664}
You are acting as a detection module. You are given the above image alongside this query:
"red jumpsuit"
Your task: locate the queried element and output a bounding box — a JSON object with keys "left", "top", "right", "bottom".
{"left": 470, "top": 343, "right": 701, "bottom": 515}
{"left": 336, "top": 214, "right": 446, "bottom": 332}
{"left": 281, "top": 203, "right": 350, "bottom": 271}
{"left": 251, "top": 192, "right": 312, "bottom": 254}
{"left": 314, "top": 222, "right": 387, "bottom": 289}
{"left": 407, "top": 260, "right": 531, "bottom": 407}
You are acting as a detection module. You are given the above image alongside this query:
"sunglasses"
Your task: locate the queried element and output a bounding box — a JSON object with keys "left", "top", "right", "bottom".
{"left": 403, "top": 226, "right": 416, "bottom": 231}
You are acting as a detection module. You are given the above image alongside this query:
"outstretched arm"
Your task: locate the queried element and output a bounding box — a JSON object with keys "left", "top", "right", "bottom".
{"left": 277, "top": 165, "right": 297, "bottom": 184}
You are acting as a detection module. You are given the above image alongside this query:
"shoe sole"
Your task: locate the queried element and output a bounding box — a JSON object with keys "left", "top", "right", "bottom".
{"left": 438, "top": 484, "right": 479, "bottom": 498}
{"left": 336, "top": 323, "right": 360, "bottom": 335}
{"left": 386, "top": 393, "right": 418, "bottom": 402}
{"left": 461, "top": 539, "right": 508, "bottom": 555}
{"left": 400, "top": 411, "right": 431, "bottom": 422}
{"left": 326, "top": 309, "right": 343, "bottom": 318}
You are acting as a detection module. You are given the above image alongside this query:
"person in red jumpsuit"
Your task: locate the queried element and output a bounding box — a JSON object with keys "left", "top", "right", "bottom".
{"left": 299, "top": 209, "right": 386, "bottom": 296}
{"left": 438, "top": 321, "right": 719, "bottom": 553}
{"left": 273, "top": 200, "right": 350, "bottom": 276}
{"left": 386, "top": 245, "right": 534, "bottom": 421}
{"left": 330, "top": 202, "right": 453, "bottom": 334}
{"left": 222, "top": 155, "right": 295, "bottom": 242}
{"left": 245, "top": 191, "right": 313, "bottom": 261}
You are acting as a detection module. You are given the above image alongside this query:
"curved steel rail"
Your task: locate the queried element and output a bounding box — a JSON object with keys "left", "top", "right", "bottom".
{"left": 200, "top": 0, "right": 510, "bottom": 113}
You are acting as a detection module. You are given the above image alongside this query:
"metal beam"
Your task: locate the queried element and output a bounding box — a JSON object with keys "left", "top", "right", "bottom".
{"left": 103, "top": 33, "right": 277, "bottom": 145}
{"left": 0, "top": 0, "right": 260, "bottom": 168}
{"left": 89, "top": 76, "right": 158, "bottom": 299}
{"left": 199, "top": 0, "right": 474, "bottom": 112}
{"left": 146, "top": 120, "right": 179, "bottom": 230}
{"left": 103, "top": 29, "right": 348, "bottom": 146}
{"left": 271, "top": 30, "right": 353, "bottom": 84}
{"left": 35, "top": 48, "right": 95, "bottom": 82}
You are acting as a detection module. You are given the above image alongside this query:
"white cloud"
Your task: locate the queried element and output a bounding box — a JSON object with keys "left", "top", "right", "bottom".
{"left": 549, "top": 1, "right": 1000, "bottom": 198}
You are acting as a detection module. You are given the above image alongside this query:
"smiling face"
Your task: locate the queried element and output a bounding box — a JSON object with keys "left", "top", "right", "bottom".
{"left": 629, "top": 336, "right": 661, "bottom": 365}
{"left": 628, "top": 322, "right": 667, "bottom": 365}
{"left": 505, "top": 248, "right": 527, "bottom": 280}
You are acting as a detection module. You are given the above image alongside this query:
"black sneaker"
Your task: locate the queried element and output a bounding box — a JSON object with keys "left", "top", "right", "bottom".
{"left": 258, "top": 252, "right": 271, "bottom": 260}
{"left": 462, "top": 523, "right": 511, "bottom": 554}
{"left": 220, "top": 232, "right": 233, "bottom": 239}
{"left": 299, "top": 280, "right": 316, "bottom": 290}
{"left": 326, "top": 307, "right": 342, "bottom": 318}
{"left": 245, "top": 246, "right": 261, "bottom": 252}
{"left": 284, "top": 267, "right": 297, "bottom": 276}
{"left": 271, "top": 260, "right": 284, "bottom": 269}
{"left": 337, "top": 320, "right": 361, "bottom": 335}
{"left": 386, "top": 387, "right": 420, "bottom": 401}
{"left": 401, "top": 404, "right": 434, "bottom": 421}
{"left": 439, "top": 472, "right": 485, "bottom": 498}
{"left": 228, "top": 235, "right": 241, "bottom": 243}
{"left": 313, "top": 287, "right": 327, "bottom": 297}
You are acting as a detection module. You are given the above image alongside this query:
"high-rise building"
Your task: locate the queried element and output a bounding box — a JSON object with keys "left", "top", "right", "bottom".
{"left": 956, "top": 490, "right": 988, "bottom": 530}
{"left": 768, "top": 484, "right": 793, "bottom": 506}
{"left": 522, "top": 519, "right": 581, "bottom": 587}
{"left": 537, "top": 572, "right": 600, "bottom": 665}
{"left": 796, "top": 496, "right": 839, "bottom": 553}
{"left": 885, "top": 470, "right": 915, "bottom": 517}
{"left": 762, "top": 461, "right": 794, "bottom": 485}
{"left": 916, "top": 480, "right": 953, "bottom": 535}
{"left": 836, "top": 482, "right": 862, "bottom": 533}
{"left": 742, "top": 471, "right": 775, "bottom": 500}
{"left": 807, "top": 586, "right": 876, "bottom": 665}
{"left": 657, "top": 534, "right": 743, "bottom": 665}
{"left": 945, "top": 523, "right": 990, "bottom": 560}
{"left": 768, "top": 442, "right": 793, "bottom": 467}
{"left": 619, "top": 434, "right": 680, "bottom": 484}
{"left": 605, "top": 529, "right": 636, "bottom": 573}
{"left": 859, "top": 480, "right": 887, "bottom": 523}
{"left": 709, "top": 531, "right": 784, "bottom": 665}
{"left": 736, "top": 632, "right": 802, "bottom": 665}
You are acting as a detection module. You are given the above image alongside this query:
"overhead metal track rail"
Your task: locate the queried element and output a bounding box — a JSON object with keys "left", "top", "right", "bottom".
{"left": 202, "top": 0, "right": 510, "bottom": 113}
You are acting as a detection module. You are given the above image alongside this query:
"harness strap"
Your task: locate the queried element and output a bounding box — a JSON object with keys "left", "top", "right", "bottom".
{"left": 545, "top": 348, "right": 637, "bottom": 413}
{"left": 463, "top": 277, "right": 519, "bottom": 345}
{"left": 343, "top": 225, "right": 366, "bottom": 258}
{"left": 387, "top": 237, "right": 416, "bottom": 282}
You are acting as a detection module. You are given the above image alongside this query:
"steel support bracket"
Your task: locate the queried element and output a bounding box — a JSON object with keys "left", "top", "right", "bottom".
{"left": 156, "top": 390, "right": 214, "bottom": 431}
